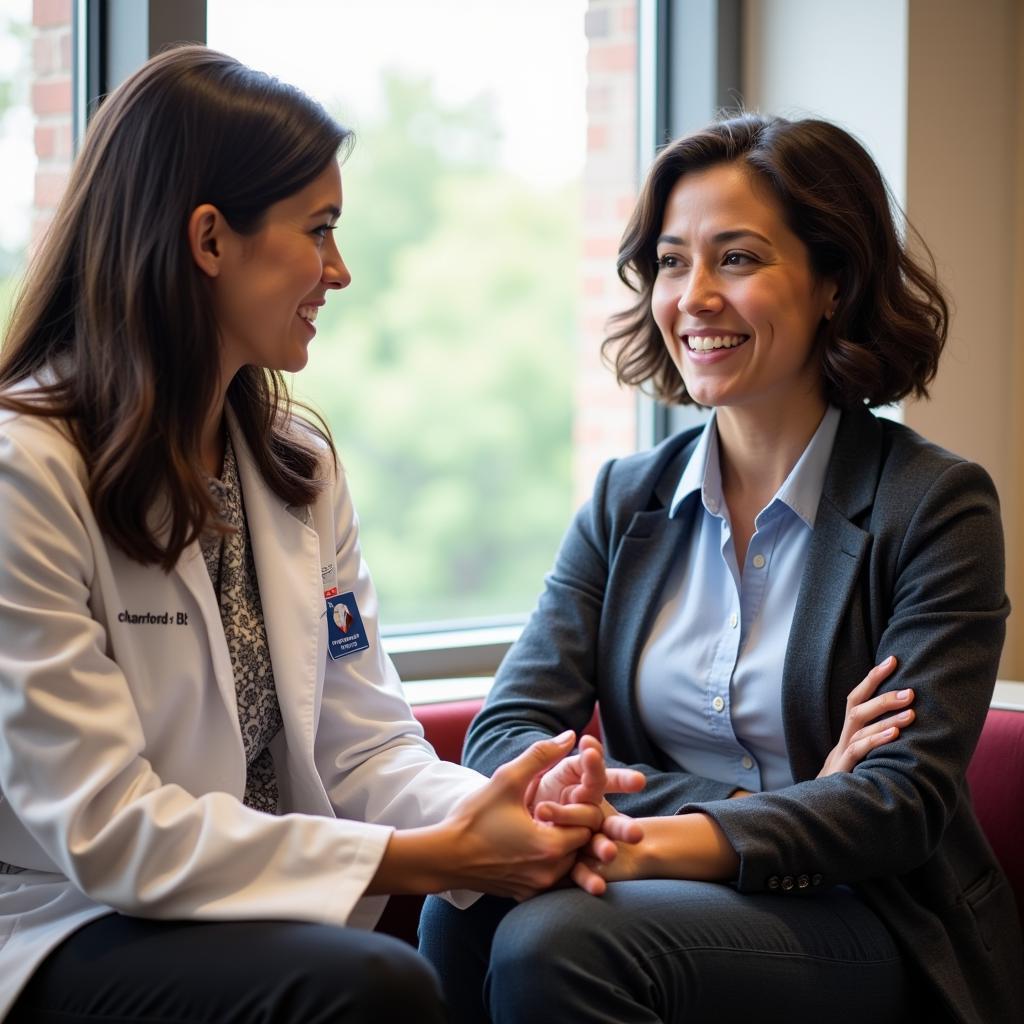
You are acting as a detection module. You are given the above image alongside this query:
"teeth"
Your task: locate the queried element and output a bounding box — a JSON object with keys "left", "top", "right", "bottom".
{"left": 686, "top": 334, "right": 745, "bottom": 351}
{"left": 298, "top": 304, "right": 319, "bottom": 323}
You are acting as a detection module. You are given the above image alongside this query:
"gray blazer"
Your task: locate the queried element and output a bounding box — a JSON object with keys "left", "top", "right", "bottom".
{"left": 466, "top": 406, "right": 1023, "bottom": 1024}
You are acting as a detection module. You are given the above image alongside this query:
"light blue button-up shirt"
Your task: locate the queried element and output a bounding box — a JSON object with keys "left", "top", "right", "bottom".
{"left": 635, "top": 406, "right": 841, "bottom": 792}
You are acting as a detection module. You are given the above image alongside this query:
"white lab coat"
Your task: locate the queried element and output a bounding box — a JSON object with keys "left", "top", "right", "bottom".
{"left": 0, "top": 385, "right": 485, "bottom": 1017}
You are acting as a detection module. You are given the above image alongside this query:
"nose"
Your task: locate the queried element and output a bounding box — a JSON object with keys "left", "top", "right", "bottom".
{"left": 323, "top": 233, "right": 351, "bottom": 290}
{"left": 678, "top": 261, "right": 723, "bottom": 316}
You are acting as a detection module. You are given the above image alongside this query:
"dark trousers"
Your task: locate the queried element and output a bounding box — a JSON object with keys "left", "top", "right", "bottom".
{"left": 9, "top": 913, "right": 446, "bottom": 1024}
{"left": 419, "top": 881, "right": 914, "bottom": 1024}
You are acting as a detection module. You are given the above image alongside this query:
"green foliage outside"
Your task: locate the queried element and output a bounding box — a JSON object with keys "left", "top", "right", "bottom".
{"left": 294, "top": 77, "right": 578, "bottom": 626}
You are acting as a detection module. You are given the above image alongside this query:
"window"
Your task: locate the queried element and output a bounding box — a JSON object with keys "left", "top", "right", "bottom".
{"left": 206, "top": 0, "right": 639, "bottom": 641}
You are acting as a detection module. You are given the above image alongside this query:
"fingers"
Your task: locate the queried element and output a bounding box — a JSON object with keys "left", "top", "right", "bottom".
{"left": 604, "top": 768, "right": 647, "bottom": 794}
{"left": 494, "top": 730, "right": 576, "bottom": 793}
{"left": 534, "top": 801, "right": 605, "bottom": 832}
{"left": 601, "top": 813, "right": 644, "bottom": 845}
{"left": 844, "top": 686, "right": 914, "bottom": 737}
{"left": 833, "top": 724, "right": 903, "bottom": 773}
{"left": 571, "top": 858, "right": 607, "bottom": 896}
{"left": 846, "top": 655, "right": 899, "bottom": 706}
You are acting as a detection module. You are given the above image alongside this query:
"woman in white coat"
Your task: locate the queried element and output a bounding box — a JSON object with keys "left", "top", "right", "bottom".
{"left": 0, "top": 46, "right": 644, "bottom": 1023}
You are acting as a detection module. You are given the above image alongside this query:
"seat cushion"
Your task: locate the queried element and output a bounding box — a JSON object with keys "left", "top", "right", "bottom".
{"left": 966, "top": 708, "right": 1024, "bottom": 934}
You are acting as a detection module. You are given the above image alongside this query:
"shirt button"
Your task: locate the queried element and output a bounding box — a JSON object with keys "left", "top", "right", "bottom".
{"left": 712, "top": 696, "right": 726, "bottom": 713}
{"left": 781, "top": 876, "right": 795, "bottom": 891}
{"left": 797, "top": 874, "right": 810, "bottom": 889}
{"left": 729, "top": 612, "right": 738, "bottom": 629}
{"left": 767, "top": 876, "right": 780, "bottom": 890}
{"left": 752, "top": 553, "right": 766, "bottom": 569}
{"left": 741, "top": 755, "right": 754, "bottom": 770}
{"left": 812, "top": 874, "right": 823, "bottom": 887}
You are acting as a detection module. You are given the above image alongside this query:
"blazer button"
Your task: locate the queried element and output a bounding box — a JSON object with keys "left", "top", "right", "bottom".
{"left": 812, "top": 874, "right": 823, "bottom": 886}
{"left": 768, "top": 876, "right": 780, "bottom": 890}
{"left": 797, "top": 874, "right": 810, "bottom": 889}
{"left": 781, "top": 876, "right": 795, "bottom": 891}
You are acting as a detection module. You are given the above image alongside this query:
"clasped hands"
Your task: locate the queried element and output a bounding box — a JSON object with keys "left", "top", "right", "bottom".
{"left": 449, "top": 657, "right": 912, "bottom": 901}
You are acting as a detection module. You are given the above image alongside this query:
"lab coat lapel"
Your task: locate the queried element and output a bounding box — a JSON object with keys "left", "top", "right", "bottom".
{"left": 781, "top": 408, "right": 881, "bottom": 781}
{"left": 229, "top": 419, "right": 324, "bottom": 762}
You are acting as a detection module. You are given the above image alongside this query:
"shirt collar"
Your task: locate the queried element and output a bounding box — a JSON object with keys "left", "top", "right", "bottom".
{"left": 668, "top": 406, "right": 841, "bottom": 528}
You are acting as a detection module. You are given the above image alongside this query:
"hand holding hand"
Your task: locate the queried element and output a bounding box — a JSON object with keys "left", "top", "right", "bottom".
{"left": 443, "top": 731, "right": 601, "bottom": 900}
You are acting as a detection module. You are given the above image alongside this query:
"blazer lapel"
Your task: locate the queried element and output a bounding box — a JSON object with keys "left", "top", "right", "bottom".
{"left": 781, "top": 407, "right": 882, "bottom": 781}
{"left": 601, "top": 432, "right": 702, "bottom": 768}
{"left": 229, "top": 420, "right": 324, "bottom": 762}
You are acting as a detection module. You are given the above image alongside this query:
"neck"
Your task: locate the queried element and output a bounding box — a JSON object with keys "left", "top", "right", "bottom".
{"left": 716, "top": 392, "right": 828, "bottom": 505}
{"left": 201, "top": 374, "right": 232, "bottom": 478}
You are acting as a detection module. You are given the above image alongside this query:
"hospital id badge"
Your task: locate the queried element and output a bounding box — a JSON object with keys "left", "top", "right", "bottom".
{"left": 326, "top": 591, "right": 370, "bottom": 660}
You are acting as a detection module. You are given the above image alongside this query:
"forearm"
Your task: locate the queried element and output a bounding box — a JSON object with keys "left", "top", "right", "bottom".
{"left": 632, "top": 813, "right": 740, "bottom": 881}
{"left": 365, "top": 824, "right": 452, "bottom": 896}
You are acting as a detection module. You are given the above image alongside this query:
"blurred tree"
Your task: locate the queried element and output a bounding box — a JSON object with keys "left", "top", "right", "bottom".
{"left": 294, "top": 75, "right": 577, "bottom": 625}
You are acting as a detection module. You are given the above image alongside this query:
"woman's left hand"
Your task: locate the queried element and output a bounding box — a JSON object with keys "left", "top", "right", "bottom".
{"left": 818, "top": 656, "right": 914, "bottom": 777}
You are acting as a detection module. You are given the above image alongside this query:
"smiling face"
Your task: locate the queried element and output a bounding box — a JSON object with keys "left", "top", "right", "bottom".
{"left": 651, "top": 161, "right": 836, "bottom": 421}
{"left": 207, "top": 160, "right": 349, "bottom": 379}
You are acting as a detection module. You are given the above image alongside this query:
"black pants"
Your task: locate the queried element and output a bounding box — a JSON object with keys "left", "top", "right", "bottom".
{"left": 420, "top": 882, "right": 914, "bottom": 1024}
{"left": 9, "top": 914, "right": 446, "bottom": 1024}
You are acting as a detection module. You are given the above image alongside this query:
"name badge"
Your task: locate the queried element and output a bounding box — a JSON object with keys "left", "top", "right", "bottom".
{"left": 326, "top": 591, "right": 370, "bottom": 660}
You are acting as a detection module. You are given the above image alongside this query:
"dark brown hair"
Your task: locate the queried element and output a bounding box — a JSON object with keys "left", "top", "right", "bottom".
{"left": 0, "top": 45, "right": 353, "bottom": 568}
{"left": 603, "top": 113, "right": 948, "bottom": 408}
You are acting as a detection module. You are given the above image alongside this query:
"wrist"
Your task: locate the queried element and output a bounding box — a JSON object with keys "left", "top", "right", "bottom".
{"left": 365, "top": 822, "right": 454, "bottom": 896}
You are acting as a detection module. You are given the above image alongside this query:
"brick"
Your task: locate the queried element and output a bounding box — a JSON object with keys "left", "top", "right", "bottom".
{"left": 31, "top": 78, "right": 71, "bottom": 116}
{"left": 33, "top": 0, "right": 72, "bottom": 28}
{"left": 584, "top": 236, "right": 621, "bottom": 260}
{"left": 587, "top": 123, "right": 608, "bottom": 151}
{"left": 34, "top": 169, "right": 68, "bottom": 209}
{"left": 588, "top": 42, "right": 635, "bottom": 74}
{"left": 34, "top": 124, "right": 56, "bottom": 159}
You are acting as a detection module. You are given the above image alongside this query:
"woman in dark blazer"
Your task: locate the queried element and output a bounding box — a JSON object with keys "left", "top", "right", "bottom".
{"left": 419, "top": 115, "right": 1023, "bottom": 1024}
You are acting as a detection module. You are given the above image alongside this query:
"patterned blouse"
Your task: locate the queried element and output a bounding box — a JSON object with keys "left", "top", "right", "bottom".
{"left": 199, "top": 435, "right": 284, "bottom": 814}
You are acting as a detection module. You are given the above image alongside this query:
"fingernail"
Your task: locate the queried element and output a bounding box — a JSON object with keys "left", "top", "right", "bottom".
{"left": 554, "top": 730, "right": 574, "bottom": 744}
{"left": 886, "top": 656, "right": 896, "bottom": 666}
{"left": 883, "top": 727, "right": 898, "bottom": 737}
{"left": 897, "top": 689, "right": 911, "bottom": 700}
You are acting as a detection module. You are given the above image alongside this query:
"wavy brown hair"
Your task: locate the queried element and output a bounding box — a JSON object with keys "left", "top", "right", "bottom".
{"left": 603, "top": 113, "right": 948, "bottom": 408}
{"left": 0, "top": 45, "right": 353, "bottom": 569}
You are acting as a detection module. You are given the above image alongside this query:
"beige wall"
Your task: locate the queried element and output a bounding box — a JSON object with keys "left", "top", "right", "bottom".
{"left": 744, "top": 0, "right": 1024, "bottom": 677}
{"left": 902, "top": 0, "right": 1023, "bottom": 677}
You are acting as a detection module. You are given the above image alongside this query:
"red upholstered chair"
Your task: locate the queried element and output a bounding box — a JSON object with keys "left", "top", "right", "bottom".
{"left": 377, "top": 701, "right": 1023, "bottom": 947}
{"left": 965, "top": 708, "right": 1024, "bottom": 937}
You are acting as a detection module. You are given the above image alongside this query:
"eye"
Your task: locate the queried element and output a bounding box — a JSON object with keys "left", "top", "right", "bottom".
{"left": 723, "top": 250, "right": 757, "bottom": 267}
{"left": 312, "top": 224, "right": 337, "bottom": 246}
{"left": 655, "top": 253, "right": 685, "bottom": 272}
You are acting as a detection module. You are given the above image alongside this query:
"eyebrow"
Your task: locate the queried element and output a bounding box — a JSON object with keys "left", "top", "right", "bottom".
{"left": 309, "top": 205, "right": 341, "bottom": 220}
{"left": 656, "top": 229, "right": 773, "bottom": 247}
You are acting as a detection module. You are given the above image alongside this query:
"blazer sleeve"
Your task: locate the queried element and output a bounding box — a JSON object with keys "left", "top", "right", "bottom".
{"left": 464, "top": 455, "right": 738, "bottom": 812}
{"left": 0, "top": 421, "right": 465, "bottom": 924}
{"left": 686, "top": 458, "right": 1009, "bottom": 891}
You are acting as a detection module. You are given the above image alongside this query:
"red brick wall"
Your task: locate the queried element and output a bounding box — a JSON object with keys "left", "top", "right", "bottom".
{"left": 577, "top": 0, "right": 639, "bottom": 506}
{"left": 30, "top": 0, "right": 72, "bottom": 249}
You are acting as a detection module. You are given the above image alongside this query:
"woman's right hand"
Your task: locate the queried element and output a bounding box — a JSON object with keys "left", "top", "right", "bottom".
{"left": 818, "top": 656, "right": 914, "bottom": 777}
{"left": 368, "top": 731, "right": 601, "bottom": 901}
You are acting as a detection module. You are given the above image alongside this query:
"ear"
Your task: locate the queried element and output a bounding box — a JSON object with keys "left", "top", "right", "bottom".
{"left": 821, "top": 277, "right": 841, "bottom": 321}
{"left": 188, "top": 203, "right": 230, "bottom": 279}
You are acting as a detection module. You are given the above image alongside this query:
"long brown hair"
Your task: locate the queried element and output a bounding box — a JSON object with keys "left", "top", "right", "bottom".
{"left": 604, "top": 113, "right": 948, "bottom": 408}
{"left": 0, "top": 45, "right": 353, "bottom": 569}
